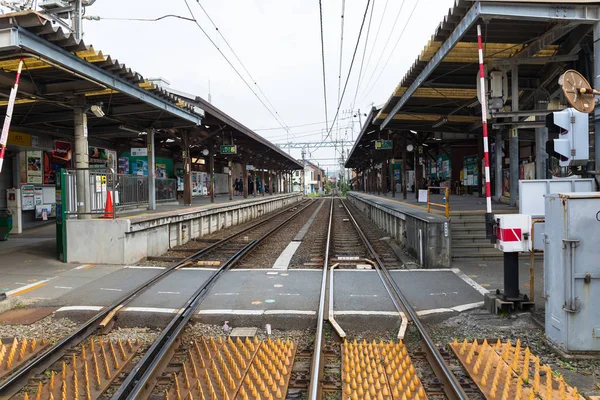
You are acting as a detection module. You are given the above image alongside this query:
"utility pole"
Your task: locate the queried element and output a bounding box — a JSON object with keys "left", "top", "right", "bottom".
{"left": 301, "top": 147, "right": 306, "bottom": 195}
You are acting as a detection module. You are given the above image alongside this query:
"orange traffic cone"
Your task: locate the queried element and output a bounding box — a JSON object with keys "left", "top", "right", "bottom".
{"left": 104, "top": 191, "right": 114, "bottom": 218}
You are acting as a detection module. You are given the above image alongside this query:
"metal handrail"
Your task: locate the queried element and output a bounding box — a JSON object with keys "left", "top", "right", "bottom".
{"left": 427, "top": 186, "right": 450, "bottom": 218}
{"left": 530, "top": 218, "right": 545, "bottom": 302}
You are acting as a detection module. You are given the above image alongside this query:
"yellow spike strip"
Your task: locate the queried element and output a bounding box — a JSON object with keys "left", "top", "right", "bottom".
{"left": 450, "top": 339, "right": 585, "bottom": 400}
{"left": 340, "top": 340, "right": 426, "bottom": 400}
{"left": 0, "top": 337, "right": 50, "bottom": 379}
{"left": 36, "top": 339, "right": 143, "bottom": 400}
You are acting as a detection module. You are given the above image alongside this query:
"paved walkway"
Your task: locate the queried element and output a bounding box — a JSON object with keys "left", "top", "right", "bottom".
{"left": 351, "top": 191, "right": 515, "bottom": 214}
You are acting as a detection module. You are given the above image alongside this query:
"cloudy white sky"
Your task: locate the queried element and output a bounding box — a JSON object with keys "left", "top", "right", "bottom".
{"left": 15, "top": 0, "right": 456, "bottom": 174}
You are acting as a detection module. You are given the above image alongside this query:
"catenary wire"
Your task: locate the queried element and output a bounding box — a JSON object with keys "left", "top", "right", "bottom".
{"left": 312, "top": 0, "right": 372, "bottom": 153}
{"left": 351, "top": 0, "right": 376, "bottom": 111}
{"left": 193, "top": 0, "right": 292, "bottom": 135}
{"left": 358, "top": 0, "right": 420, "bottom": 104}
{"left": 318, "top": 0, "right": 330, "bottom": 133}
{"left": 182, "top": 0, "right": 291, "bottom": 135}
{"left": 355, "top": 0, "right": 406, "bottom": 103}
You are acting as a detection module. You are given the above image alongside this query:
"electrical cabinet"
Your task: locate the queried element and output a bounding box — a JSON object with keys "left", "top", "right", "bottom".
{"left": 545, "top": 193, "right": 600, "bottom": 352}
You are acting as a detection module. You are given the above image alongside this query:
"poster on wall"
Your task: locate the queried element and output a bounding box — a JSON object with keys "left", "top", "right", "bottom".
{"left": 22, "top": 184, "right": 35, "bottom": 210}
{"left": 27, "top": 151, "right": 43, "bottom": 184}
{"left": 34, "top": 187, "right": 43, "bottom": 205}
{"left": 156, "top": 163, "right": 167, "bottom": 179}
{"left": 89, "top": 147, "right": 116, "bottom": 170}
{"left": 118, "top": 157, "right": 129, "bottom": 174}
{"left": 43, "top": 141, "right": 73, "bottom": 184}
{"left": 132, "top": 160, "right": 148, "bottom": 176}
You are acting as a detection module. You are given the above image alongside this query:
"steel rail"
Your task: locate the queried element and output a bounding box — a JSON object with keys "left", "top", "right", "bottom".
{"left": 113, "top": 199, "right": 317, "bottom": 399}
{"left": 339, "top": 199, "right": 469, "bottom": 400}
{"left": 0, "top": 198, "right": 310, "bottom": 398}
{"left": 307, "top": 197, "right": 334, "bottom": 400}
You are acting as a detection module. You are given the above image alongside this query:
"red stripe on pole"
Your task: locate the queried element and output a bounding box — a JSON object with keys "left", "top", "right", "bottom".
{"left": 477, "top": 24, "right": 493, "bottom": 213}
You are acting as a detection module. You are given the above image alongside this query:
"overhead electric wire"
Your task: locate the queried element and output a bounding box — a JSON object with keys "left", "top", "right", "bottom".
{"left": 193, "top": 0, "right": 292, "bottom": 135}
{"left": 357, "top": 0, "right": 389, "bottom": 88}
{"left": 355, "top": 0, "right": 407, "bottom": 103}
{"left": 85, "top": 15, "right": 196, "bottom": 22}
{"left": 182, "top": 0, "right": 291, "bottom": 135}
{"left": 351, "top": 0, "right": 376, "bottom": 111}
{"left": 312, "top": 0, "right": 372, "bottom": 153}
{"left": 358, "top": 0, "right": 420, "bottom": 104}
{"left": 254, "top": 116, "right": 352, "bottom": 131}
{"left": 335, "top": 0, "right": 347, "bottom": 157}
{"left": 318, "top": 0, "right": 329, "bottom": 133}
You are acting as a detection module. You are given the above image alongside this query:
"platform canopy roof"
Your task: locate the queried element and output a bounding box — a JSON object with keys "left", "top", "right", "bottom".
{"left": 0, "top": 10, "right": 301, "bottom": 170}
{"left": 346, "top": 0, "right": 600, "bottom": 169}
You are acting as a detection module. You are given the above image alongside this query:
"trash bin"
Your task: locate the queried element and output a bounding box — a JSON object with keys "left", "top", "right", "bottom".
{"left": 0, "top": 209, "right": 13, "bottom": 241}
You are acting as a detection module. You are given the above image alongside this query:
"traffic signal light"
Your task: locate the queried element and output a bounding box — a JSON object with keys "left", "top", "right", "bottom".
{"left": 545, "top": 108, "right": 589, "bottom": 167}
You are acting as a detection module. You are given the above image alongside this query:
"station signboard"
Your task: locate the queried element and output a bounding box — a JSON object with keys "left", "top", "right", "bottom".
{"left": 220, "top": 145, "right": 237, "bottom": 154}
{"left": 375, "top": 140, "right": 393, "bottom": 150}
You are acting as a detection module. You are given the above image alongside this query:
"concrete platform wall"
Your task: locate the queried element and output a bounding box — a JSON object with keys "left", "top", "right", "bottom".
{"left": 347, "top": 193, "right": 451, "bottom": 268}
{"left": 67, "top": 194, "right": 303, "bottom": 265}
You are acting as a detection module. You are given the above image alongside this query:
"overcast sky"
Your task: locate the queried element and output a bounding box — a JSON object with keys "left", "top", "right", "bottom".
{"left": 17, "top": 0, "right": 456, "bottom": 174}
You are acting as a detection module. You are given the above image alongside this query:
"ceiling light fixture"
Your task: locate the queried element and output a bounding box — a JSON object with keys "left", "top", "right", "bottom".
{"left": 90, "top": 104, "right": 105, "bottom": 118}
{"left": 409, "top": 130, "right": 417, "bottom": 134}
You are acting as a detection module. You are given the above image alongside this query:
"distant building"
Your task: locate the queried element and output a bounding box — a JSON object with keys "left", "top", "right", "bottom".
{"left": 294, "top": 160, "right": 325, "bottom": 194}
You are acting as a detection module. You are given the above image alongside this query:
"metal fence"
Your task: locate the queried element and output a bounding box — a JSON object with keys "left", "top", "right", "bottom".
{"left": 65, "top": 168, "right": 177, "bottom": 218}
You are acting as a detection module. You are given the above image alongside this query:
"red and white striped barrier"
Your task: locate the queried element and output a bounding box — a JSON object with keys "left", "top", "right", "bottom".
{"left": 0, "top": 56, "right": 24, "bottom": 174}
{"left": 477, "top": 25, "right": 492, "bottom": 214}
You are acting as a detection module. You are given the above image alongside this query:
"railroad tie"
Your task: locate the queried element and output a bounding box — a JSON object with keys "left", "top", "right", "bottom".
{"left": 450, "top": 338, "right": 584, "bottom": 400}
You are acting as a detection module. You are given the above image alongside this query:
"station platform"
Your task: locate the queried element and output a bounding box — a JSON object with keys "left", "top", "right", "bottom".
{"left": 66, "top": 192, "right": 303, "bottom": 265}
{"left": 350, "top": 191, "right": 515, "bottom": 214}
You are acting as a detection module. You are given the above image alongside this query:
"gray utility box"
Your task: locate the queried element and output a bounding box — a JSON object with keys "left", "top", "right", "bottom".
{"left": 545, "top": 192, "right": 600, "bottom": 353}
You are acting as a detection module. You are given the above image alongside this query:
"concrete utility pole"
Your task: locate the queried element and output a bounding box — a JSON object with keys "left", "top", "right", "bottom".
{"left": 73, "top": 95, "right": 90, "bottom": 219}
{"left": 73, "top": 0, "right": 83, "bottom": 40}
{"left": 594, "top": 21, "right": 600, "bottom": 184}
{"left": 301, "top": 148, "right": 306, "bottom": 195}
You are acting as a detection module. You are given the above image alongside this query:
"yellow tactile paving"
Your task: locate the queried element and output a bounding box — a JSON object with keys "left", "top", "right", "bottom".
{"left": 342, "top": 340, "right": 427, "bottom": 400}
{"left": 450, "top": 339, "right": 584, "bottom": 400}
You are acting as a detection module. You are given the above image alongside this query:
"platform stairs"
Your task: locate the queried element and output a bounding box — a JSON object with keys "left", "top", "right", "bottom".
{"left": 451, "top": 211, "right": 515, "bottom": 260}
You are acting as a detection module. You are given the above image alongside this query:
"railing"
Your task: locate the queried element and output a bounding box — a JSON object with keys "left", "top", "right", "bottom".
{"left": 427, "top": 186, "right": 450, "bottom": 218}
{"left": 65, "top": 168, "right": 177, "bottom": 218}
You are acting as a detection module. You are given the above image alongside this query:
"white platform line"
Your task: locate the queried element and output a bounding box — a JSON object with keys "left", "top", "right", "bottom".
{"left": 181, "top": 267, "right": 218, "bottom": 271}
{"left": 451, "top": 268, "right": 490, "bottom": 296}
{"left": 392, "top": 268, "right": 452, "bottom": 272}
{"left": 197, "top": 309, "right": 316, "bottom": 316}
{"left": 452, "top": 301, "right": 484, "bottom": 312}
{"left": 272, "top": 241, "right": 301, "bottom": 270}
{"left": 124, "top": 266, "right": 166, "bottom": 270}
{"left": 157, "top": 291, "right": 181, "bottom": 295}
{"left": 6, "top": 277, "right": 56, "bottom": 296}
{"left": 123, "top": 307, "right": 180, "bottom": 314}
{"left": 74, "top": 264, "right": 93, "bottom": 270}
{"left": 100, "top": 288, "right": 122, "bottom": 292}
{"left": 334, "top": 311, "right": 399, "bottom": 316}
{"left": 56, "top": 305, "right": 104, "bottom": 312}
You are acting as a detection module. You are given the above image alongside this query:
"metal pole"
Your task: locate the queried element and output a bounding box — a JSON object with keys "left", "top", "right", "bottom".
{"left": 147, "top": 129, "right": 156, "bottom": 210}
{"left": 510, "top": 63, "right": 519, "bottom": 207}
{"left": 228, "top": 161, "right": 233, "bottom": 201}
{"left": 73, "top": 96, "right": 91, "bottom": 219}
{"left": 594, "top": 22, "right": 600, "bottom": 185}
{"left": 242, "top": 163, "right": 248, "bottom": 199}
{"left": 495, "top": 131, "right": 503, "bottom": 201}
{"left": 261, "top": 169, "right": 265, "bottom": 196}
{"left": 209, "top": 152, "right": 215, "bottom": 203}
{"left": 402, "top": 135, "right": 407, "bottom": 199}
{"left": 477, "top": 25, "right": 493, "bottom": 214}
{"left": 73, "top": 0, "right": 83, "bottom": 41}
{"left": 183, "top": 132, "right": 192, "bottom": 206}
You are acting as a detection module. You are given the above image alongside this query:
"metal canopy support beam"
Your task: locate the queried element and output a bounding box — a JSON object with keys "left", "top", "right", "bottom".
{"left": 381, "top": 1, "right": 600, "bottom": 129}
{"left": 508, "top": 22, "right": 577, "bottom": 59}
{"left": 147, "top": 129, "right": 156, "bottom": 210}
{"left": 478, "top": 2, "right": 600, "bottom": 23}
{"left": 5, "top": 27, "right": 202, "bottom": 125}
{"left": 510, "top": 64, "right": 519, "bottom": 207}
{"left": 595, "top": 21, "right": 600, "bottom": 182}
{"left": 381, "top": 3, "right": 480, "bottom": 128}
{"left": 491, "top": 54, "right": 579, "bottom": 66}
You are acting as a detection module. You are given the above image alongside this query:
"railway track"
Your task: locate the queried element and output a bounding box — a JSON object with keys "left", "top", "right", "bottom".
{"left": 307, "top": 197, "right": 470, "bottom": 400}
{"left": 0, "top": 198, "right": 315, "bottom": 400}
